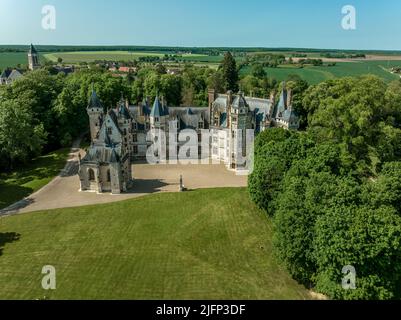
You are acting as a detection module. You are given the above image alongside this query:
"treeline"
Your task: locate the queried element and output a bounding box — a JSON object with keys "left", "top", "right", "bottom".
{"left": 3, "top": 45, "right": 398, "bottom": 55}
{"left": 0, "top": 69, "right": 128, "bottom": 170}
{"left": 249, "top": 75, "right": 401, "bottom": 299}
{"left": 321, "top": 52, "right": 366, "bottom": 59}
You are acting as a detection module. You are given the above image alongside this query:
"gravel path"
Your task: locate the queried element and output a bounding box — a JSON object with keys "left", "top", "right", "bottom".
{"left": 0, "top": 141, "right": 247, "bottom": 215}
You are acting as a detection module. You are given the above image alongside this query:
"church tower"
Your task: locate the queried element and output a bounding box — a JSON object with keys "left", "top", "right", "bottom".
{"left": 28, "top": 44, "right": 40, "bottom": 70}
{"left": 87, "top": 87, "right": 104, "bottom": 141}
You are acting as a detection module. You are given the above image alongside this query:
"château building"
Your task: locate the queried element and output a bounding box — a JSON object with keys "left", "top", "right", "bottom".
{"left": 79, "top": 83, "right": 299, "bottom": 194}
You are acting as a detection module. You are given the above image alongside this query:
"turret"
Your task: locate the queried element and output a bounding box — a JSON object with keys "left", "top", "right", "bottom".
{"left": 150, "top": 95, "right": 168, "bottom": 129}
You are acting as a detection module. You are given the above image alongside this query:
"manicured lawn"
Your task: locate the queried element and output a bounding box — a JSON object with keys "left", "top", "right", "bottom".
{"left": 0, "top": 149, "right": 70, "bottom": 209}
{"left": 0, "top": 188, "right": 311, "bottom": 300}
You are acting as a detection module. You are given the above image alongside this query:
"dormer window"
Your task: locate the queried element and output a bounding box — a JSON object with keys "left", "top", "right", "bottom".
{"left": 155, "top": 117, "right": 159, "bottom": 122}
{"left": 198, "top": 121, "right": 204, "bottom": 129}
{"left": 107, "top": 127, "right": 112, "bottom": 135}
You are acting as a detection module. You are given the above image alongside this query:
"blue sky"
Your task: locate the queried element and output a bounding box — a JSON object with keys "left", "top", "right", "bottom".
{"left": 0, "top": 0, "right": 401, "bottom": 50}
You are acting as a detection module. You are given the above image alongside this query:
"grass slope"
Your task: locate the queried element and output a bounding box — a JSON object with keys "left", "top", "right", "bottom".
{"left": 0, "top": 149, "right": 70, "bottom": 209}
{"left": 0, "top": 188, "right": 311, "bottom": 300}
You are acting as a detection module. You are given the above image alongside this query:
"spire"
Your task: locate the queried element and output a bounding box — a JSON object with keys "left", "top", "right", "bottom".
{"left": 87, "top": 87, "right": 103, "bottom": 110}
{"left": 150, "top": 95, "right": 164, "bottom": 118}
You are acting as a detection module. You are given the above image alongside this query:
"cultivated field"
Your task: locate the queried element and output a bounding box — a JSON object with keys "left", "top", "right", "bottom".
{"left": 0, "top": 188, "right": 312, "bottom": 300}
{"left": 241, "top": 60, "right": 401, "bottom": 84}
{"left": 0, "top": 52, "right": 46, "bottom": 70}
{"left": 2, "top": 49, "right": 401, "bottom": 85}
{"left": 43, "top": 51, "right": 167, "bottom": 63}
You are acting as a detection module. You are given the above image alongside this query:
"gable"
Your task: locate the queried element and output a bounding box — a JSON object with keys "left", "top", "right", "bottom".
{"left": 99, "top": 113, "right": 123, "bottom": 145}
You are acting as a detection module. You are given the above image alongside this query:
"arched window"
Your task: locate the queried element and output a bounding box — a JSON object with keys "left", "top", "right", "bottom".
{"left": 88, "top": 169, "right": 95, "bottom": 181}
{"left": 107, "top": 170, "right": 111, "bottom": 182}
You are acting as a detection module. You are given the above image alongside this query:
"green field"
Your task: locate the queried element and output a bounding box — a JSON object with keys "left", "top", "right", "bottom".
{"left": 3, "top": 49, "right": 400, "bottom": 85}
{"left": 44, "top": 51, "right": 167, "bottom": 63}
{"left": 0, "top": 188, "right": 312, "bottom": 300}
{"left": 0, "top": 149, "right": 70, "bottom": 209}
{"left": 0, "top": 52, "right": 47, "bottom": 70}
{"left": 241, "top": 60, "right": 401, "bottom": 84}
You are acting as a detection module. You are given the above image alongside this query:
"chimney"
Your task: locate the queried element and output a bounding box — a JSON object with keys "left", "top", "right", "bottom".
{"left": 287, "top": 89, "right": 292, "bottom": 109}
{"left": 208, "top": 89, "right": 216, "bottom": 108}
{"left": 226, "top": 90, "right": 233, "bottom": 127}
{"left": 269, "top": 90, "right": 276, "bottom": 118}
{"left": 208, "top": 89, "right": 216, "bottom": 125}
{"left": 227, "top": 90, "right": 233, "bottom": 106}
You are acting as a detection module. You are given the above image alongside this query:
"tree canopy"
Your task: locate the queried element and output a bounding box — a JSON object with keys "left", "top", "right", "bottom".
{"left": 249, "top": 76, "right": 401, "bottom": 299}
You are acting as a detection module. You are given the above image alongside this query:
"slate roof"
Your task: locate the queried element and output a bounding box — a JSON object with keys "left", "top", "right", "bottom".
{"left": 232, "top": 93, "right": 248, "bottom": 110}
{"left": 150, "top": 96, "right": 165, "bottom": 117}
{"left": 0, "top": 69, "right": 12, "bottom": 79}
{"left": 107, "top": 109, "right": 122, "bottom": 134}
{"left": 7, "top": 69, "right": 22, "bottom": 81}
{"left": 87, "top": 89, "right": 103, "bottom": 110}
{"left": 283, "top": 108, "right": 299, "bottom": 123}
{"left": 169, "top": 107, "right": 209, "bottom": 129}
{"left": 110, "top": 149, "right": 120, "bottom": 163}
{"left": 0, "top": 69, "right": 23, "bottom": 81}
{"left": 82, "top": 145, "right": 122, "bottom": 164}
{"left": 117, "top": 99, "right": 132, "bottom": 119}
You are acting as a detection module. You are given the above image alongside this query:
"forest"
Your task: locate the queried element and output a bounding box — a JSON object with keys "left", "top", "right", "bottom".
{"left": 249, "top": 75, "right": 401, "bottom": 299}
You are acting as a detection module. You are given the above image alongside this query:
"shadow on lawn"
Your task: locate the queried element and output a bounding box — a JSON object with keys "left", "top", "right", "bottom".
{"left": 1, "top": 149, "right": 70, "bottom": 185}
{"left": 0, "top": 232, "right": 20, "bottom": 256}
{"left": 0, "top": 183, "right": 34, "bottom": 210}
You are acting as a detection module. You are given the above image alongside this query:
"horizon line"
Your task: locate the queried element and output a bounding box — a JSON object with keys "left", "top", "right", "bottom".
{"left": 1, "top": 44, "right": 401, "bottom": 53}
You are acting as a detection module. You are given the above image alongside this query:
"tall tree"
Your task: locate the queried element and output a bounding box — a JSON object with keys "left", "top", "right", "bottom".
{"left": 221, "top": 52, "right": 239, "bottom": 92}
{"left": 0, "top": 100, "right": 47, "bottom": 169}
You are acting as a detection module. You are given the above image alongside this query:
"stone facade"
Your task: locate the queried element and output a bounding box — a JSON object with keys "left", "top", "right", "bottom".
{"left": 79, "top": 91, "right": 132, "bottom": 194}
{"left": 209, "top": 83, "right": 300, "bottom": 170}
